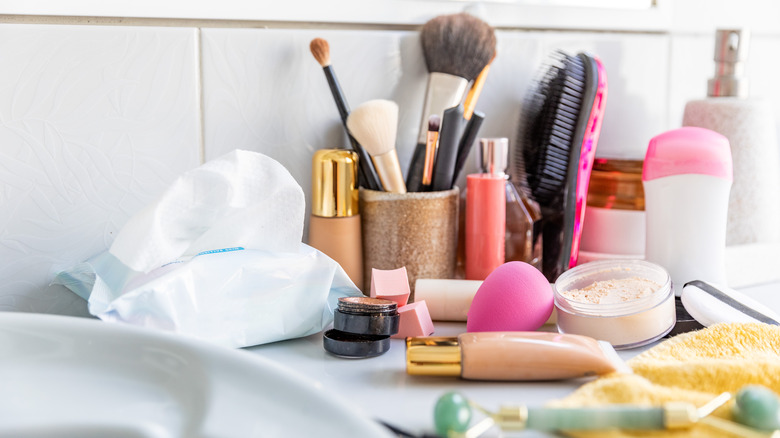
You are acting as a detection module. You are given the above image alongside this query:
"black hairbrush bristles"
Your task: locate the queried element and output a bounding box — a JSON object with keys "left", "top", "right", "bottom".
{"left": 421, "top": 12, "right": 497, "bottom": 82}
{"left": 514, "top": 50, "right": 603, "bottom": 282}
{"left": 516, "top": 51, "right": 586, "bottom": 206}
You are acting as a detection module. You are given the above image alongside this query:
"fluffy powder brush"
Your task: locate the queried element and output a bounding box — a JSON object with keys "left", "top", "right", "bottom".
{"left": 347, "top": 99, "right": 407, "bottom": 193}
{"left": 406, "top": 12, "right": 496, "bottom": 192}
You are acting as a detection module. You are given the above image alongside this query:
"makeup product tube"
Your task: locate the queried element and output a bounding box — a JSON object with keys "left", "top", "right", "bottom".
{"left": 465, "top": 139, "right": 506, "bottom": 280}
{"left": 308, "top": 149, "right": 363, "bottom": 287}
{"left": 406, "top": 331, "right": 628, "bottom": 380}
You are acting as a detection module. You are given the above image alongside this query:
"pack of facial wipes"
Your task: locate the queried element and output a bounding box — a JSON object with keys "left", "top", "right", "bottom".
{"left": 55, "top": 150, "right": 362, "bottom": 348}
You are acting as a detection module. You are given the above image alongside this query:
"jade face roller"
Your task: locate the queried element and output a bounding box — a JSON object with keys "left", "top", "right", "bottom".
{"left": 434, "top": 386, "right": 780, "bottom": 438}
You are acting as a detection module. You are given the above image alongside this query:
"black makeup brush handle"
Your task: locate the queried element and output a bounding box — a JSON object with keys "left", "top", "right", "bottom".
{"left": 349, "top": 135, "right": 383, "bottom": 191}
{"left": 406, "top": 143, "right": 427, "bottom": 192}
{"left": 431, "top": 105, "right": 465, "bottom": 191}
{"left": 323, "top": 66, "right": 383, "bottom": 191}
{"left": 324, "top": 66, "right": 350, "bottom": 121}
{"left": 451, "top": 111, "right": 485, "bottom": 187}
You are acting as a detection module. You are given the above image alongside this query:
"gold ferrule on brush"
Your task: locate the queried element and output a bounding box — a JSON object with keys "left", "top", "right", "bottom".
{"left": 422, "top": 131, "right": 439, "bottom": 186}
{"left": 372, "top": 150, "right": 407, "bottom": 194}
{"left": 416, "top": 72, "right": 470, "bottom": 145}
{"left": 311, "top": 149, "right": 359, "bottom": 217}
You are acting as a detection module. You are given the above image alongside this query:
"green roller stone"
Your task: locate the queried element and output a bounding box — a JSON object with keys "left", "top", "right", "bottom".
{"left": 527, "top": 406, "right": 666, "bottom": 431}
{"left": 434, "top": 392, "right": 472, "bottom": 437}
{"left": 734, "top": 385, "right": 780, "bottom": 431}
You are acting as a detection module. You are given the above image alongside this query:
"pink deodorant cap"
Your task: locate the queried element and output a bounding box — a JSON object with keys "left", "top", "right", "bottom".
{"left": 466, "top": 262, "right": 553, "bottom": 333}
{"left": 370, "top": 267, "right": 411, "bottom": 307}
{"left": 391, "top": 300, "right": 435, "bottom": 339}
{"left": 642, "top": 127, "right": 732, "bottom": 182}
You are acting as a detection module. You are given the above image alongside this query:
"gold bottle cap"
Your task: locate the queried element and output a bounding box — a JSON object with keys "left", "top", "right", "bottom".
{"left": 311, "top": 149, "right": 359, "bottom": 218}
{"left": 406, "top": 336, "right": 462, "bottom": 377}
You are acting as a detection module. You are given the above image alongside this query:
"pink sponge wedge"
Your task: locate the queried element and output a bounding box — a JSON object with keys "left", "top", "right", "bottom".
{"left": 391, "top": 300, "right": 435, "bottom": 339}
{"left": 370, "top": 267, "right": 411, "bottom": 307}
{"left": 466, "top": 261, "right": 553, "bottom": 332}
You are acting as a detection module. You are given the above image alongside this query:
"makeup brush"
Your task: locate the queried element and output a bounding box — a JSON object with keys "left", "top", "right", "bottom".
{"left": 310, "top": 38, "right": 383, "bottom": 191}
{"left": 421, "top": 114, "right": 441, "bottom": 191}
{"left": 463, "top": 54, "right": 495, "bottom": 120}
{"left": 431, "top": 104, "right": 466, "bottom": 192}
{"left": 451, "top": 111, "right": 485, "bottom": 187}
{"left": 347, "top": 100, "right": 407, "bottom": 194}
{"left": 406, "top": 12, "right": 496, "bottom": 192}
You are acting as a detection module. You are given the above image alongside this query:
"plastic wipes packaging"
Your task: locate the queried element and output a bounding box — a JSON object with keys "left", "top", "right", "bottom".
{"left": 54, "top": 150, "right": 362, "bottom": 348}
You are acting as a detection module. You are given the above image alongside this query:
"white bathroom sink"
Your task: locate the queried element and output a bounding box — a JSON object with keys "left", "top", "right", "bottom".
{"left": 0, "top": 313, "right": 393, "bottom": 438}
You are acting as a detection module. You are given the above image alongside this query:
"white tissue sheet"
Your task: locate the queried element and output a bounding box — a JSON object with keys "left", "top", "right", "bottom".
{"left": 55, "top": 150, "right": 362, "bottom": 348}
{"left": 111, "top": 149, "right": 305, "bottom": 273}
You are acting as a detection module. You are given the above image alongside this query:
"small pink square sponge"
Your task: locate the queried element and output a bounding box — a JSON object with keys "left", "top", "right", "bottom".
{"left": 370, "top": 267, "right": 410, "bottom": 307}
{"left": 391, "top": 300, "right": 435, "bottom": 339}
{"left": 466, "top": 261, "right": 553, "bottom": 332}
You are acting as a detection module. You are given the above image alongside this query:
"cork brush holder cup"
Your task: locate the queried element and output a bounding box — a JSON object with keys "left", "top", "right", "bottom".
{"left": 360, "top": 188, "right": 459, "bottom": 299}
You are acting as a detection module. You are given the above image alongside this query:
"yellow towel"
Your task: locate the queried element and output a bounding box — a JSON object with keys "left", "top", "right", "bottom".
{"left": 551, "top": 323, "right": 780, "bottom": 437}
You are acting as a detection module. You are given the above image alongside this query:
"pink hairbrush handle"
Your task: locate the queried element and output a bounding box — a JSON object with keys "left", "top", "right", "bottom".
{"left": 569, "top": 56, "right": 607, "bottom": 268}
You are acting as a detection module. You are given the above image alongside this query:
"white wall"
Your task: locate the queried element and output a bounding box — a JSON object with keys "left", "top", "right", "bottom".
{"left": 0, "top": 1, "right": 778, "bottom": 315}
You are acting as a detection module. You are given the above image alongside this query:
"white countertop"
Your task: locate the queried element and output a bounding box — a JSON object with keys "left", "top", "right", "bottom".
{"left": 245, "top": 282, "right": 780, "bottom": 437}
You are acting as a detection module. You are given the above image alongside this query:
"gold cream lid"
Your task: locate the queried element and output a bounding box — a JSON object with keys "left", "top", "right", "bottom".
{"left": 311, "top": 149, "right": 359, "bottom": 218}
{"left": 406, "top": 336, "right": 462, "bottom": 377}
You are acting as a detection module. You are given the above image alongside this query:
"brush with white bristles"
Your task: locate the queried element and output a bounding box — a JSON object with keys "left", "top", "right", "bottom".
{"left": 406, "top": 12, "right": 496, "bottom": 192}
{"left": 347, "top": 100, "right": 407, "bottom": 193}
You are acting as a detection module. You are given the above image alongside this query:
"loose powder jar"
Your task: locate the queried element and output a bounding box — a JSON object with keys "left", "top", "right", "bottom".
{"left": 553, "top": 259, "right": 674, "bottom": 349}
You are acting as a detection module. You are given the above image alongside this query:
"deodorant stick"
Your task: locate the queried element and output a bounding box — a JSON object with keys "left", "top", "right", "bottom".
{"left": 643, "top": 127, "right": 732, "bottom": 296}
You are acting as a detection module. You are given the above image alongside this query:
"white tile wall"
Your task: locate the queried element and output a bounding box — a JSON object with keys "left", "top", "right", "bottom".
{"left": 0, "top": 24, "right": 201, "bottom": 314}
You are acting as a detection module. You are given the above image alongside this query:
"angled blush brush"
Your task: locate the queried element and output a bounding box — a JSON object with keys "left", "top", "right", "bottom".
{"left": 310, "top": 38, "right": 383, "bottom": 191}
{"left": 406, "top": 13, "right": 496, "bottom": 192}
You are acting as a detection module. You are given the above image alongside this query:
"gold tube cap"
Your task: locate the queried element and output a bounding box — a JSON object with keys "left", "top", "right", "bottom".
{"left": 406, "top": 336, "right": 462, "bottom": 377}
{"left": 311, "top": 149, "right": 359, "bottom": 217}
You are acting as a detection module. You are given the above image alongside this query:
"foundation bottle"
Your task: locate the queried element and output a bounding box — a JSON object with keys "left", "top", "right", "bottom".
{"left": 406, "top": 332, "right": 625, "bottom": 381}
{"left": 308, "top": 149, "right": 363, "bottom": 288}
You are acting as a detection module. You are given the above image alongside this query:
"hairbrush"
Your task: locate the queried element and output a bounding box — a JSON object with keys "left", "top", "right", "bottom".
{"left": 515, "top": 50, "right": 607, "bottom": 281}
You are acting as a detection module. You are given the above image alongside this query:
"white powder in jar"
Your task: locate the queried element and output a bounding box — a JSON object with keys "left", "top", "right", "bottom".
{"left": 560, "top": 277, "right": 661, "bottom": 304}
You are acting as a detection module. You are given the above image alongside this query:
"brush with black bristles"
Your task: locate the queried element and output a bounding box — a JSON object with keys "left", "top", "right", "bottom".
{"left": 406, "top": 12, "right": 496, "bottom": 192}
{"left": 310, "top": 38, "right": 383, "bottom": 191}
{"left": 515, "top": 50, "right": 607, "bottom": 281}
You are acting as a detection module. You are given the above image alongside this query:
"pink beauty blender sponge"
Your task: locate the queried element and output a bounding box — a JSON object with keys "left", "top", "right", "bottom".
{"left": 466, "top": 261, "right": 553, "bottom": 332}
